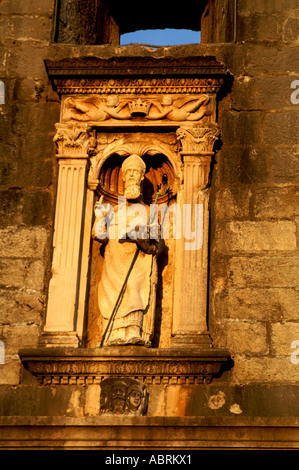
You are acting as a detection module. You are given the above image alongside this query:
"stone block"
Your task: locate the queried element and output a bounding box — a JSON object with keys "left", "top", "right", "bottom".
{"left": 0, "top": 0, "right": 54, "bottom": 16}
{"left": 219, "top": 110, "right": 264, "bottom": 146}
{"left": 0, "top": 190, "right": 23, "bottom": 228}
{"left": 212, "top": 43, "right": 247, "bottom": 77}
{"left": 271, "top": 323, "right": 299, "bottom": 356}
{"left": 6, "top": 41, "right": 51, "bottom": 78}
{"left": 5, "top": 16, "right": 52, "bottom": 43}
{"left": 84, "top": 385, "right": 101, "bottom": 416}
{"left": 0, "top": 289, "right": 45, "bottom": 324}
{"left": 228, "top": 255, "right": 299, "bottom": 288}
{"left": 165, "top": 386, "right": 194, "bottom": 417}
{"left": 0, "top": 45, "right": 8, "bottom": 76}
{"left": 230, "top": 76, "right": 296, "bottom": 110}
{"left": 0, "top": 17, "right": 11, "bottom": 46}
{"left": 263, "top": 110, "right": 299, "bottom": 146}
{"left": 0, "top": 156, "right": 55, "bottom": 190}
{"left": 215, "top": 220, "right": 296, "bottom": 252}
{"left": 213, "top": 187, "right": 253, "bottom": 220}
{"left": 0, "top": 227, "right": 48, "bottom": 259}
{"left": 253, "top": 186, "right": 299, "bottom": 219}
{"left": 217, "top": 145, "right": 269, "bottom": 184}
{"left": 0, "top": 190, "right": 53, "bottom": 228}
{"left": 11, "top": 102, "right": 60, "bottom": 137}
{"left": 283, "top": 18, "right": 299, "bottom": 44}
{"left": 271, "top": 148, "right": 299, "bottom": 184}
{"left": 0, "top": 0, "right": 53, "bottom": 17}
{"left": 219, "top": 321, "right": 268, "bottom": 355}
{"left": 0, "top": 104, "right": 12, "bottom": 138}
{"left": 0, "top": 103, "right": 58, "bottom": 189}
{"left": 238, "top": 0, "right": 299, "bottom": 14}
{"left": 0, "top": 259, "right": 25, "bottom": 288}
{"left": 24, "top": 260, "right": 45, "bottom": 292}
{"left": 0, "top": 143, "right": 18, "bottom": 187}
{"left": 215, "top": 287, "right": 299, "bottom": 321}
{"left": 0, "top": 358, "right": 20, "bottom": 385}
{"left": 245, "top": 45, "right": 299, "bottom": 76}
{"left": 231, "top": 356, "right": 299, "bottom": 384}
{"left": 22, "top": 191, "right": 53, "bottom": 227}
{"left": 238, "top": 13, "right": 282, "bottom": 43}
{"left": 9, "top": 77, "right": 47, "bottom": 102}
{"left": 2, "top": 324, "right": 39, "bottom": 353}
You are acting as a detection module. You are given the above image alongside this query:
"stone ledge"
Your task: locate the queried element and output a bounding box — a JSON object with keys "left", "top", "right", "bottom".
{"left": 0, "top": 416, "right": 298, "bottom": 449}
{"left": 44, "top": 54, "right": 230, "bottom": 97}
{"left": 45, "top": 56, "right": 227, "bottom": 78}
{"left": 19, "top": 346, "right": 231, "bottom": 386}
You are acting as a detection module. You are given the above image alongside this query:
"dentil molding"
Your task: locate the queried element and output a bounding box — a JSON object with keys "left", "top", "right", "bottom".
{"left": 19, "top": 347, "right": 231, "bottom": 386}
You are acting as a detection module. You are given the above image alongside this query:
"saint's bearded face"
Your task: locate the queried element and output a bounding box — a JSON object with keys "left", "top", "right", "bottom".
{"left": 123, "top": 166, "right": 144, "bottom": 200}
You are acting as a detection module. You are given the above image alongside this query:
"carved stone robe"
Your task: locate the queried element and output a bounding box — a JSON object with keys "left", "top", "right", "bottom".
{"left": 93, "top": 199, "right": 158, "bottom": 345}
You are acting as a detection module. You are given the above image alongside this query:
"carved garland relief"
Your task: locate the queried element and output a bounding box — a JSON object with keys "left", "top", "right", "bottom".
{"left": 62, "top": 94, "right": 212, "bottom": 123}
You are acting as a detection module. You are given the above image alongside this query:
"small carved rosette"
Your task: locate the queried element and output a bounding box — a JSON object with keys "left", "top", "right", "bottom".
{"left": 100, "top": 377, "right": 148, "bottom": 415}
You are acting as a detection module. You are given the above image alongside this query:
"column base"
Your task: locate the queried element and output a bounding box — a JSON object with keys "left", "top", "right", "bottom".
{"left": 170, "top": 332, "right": 213, "bottom": 349}
{"left": 39, "top": 331, "right": 79, "bottom": 348}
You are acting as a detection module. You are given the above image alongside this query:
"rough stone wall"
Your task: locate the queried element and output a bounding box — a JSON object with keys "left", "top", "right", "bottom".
{"left": 208, "top": 0, "right": 299, "bottom": 385}
{"left": 0, "top": 0, "right": 298, "bottom": 418}
{"left": 0, "top": 0, "right": 59, "bottom": 384}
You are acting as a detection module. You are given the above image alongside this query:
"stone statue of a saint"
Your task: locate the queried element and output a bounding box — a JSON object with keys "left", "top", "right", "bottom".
{"left": 92, "top": 154, "right": 164, "bottom": 346}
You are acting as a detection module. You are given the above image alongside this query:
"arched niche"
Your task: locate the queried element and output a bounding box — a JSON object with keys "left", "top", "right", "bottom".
{"left": 88, "top": 133, "right": 183, "bottom": 202}
{"left": 86, "top": 146, "right": 179, "bottom": 348}
{"left": 96, "top": 152, "right": 177, "bottom": 206}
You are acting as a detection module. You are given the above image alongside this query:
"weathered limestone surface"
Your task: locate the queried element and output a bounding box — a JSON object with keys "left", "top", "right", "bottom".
{"left": 206, "top": 0, "right": 299, "bottom": 389}
{"left": 0, "top": 415, "right": 298, "bottom": 449}
{"left": 0, "top": 0, "right": 298, "bottom": 448}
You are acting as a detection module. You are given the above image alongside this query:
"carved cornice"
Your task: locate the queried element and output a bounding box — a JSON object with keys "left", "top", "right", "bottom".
{"left": 19, "top": 347, "right": 230, "bottom": 386}
{"left": 54, "top": 77, "right": 224, "bottom": 95}
{"left": 45, "top": 56, "right": 227, "bottom": 78}
{"left": 45, "top": 56, "right": 228, "bottom": 96}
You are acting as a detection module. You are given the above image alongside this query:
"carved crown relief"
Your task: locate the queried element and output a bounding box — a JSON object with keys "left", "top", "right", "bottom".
{"left": 62, "top": 94, "right": 213, "bottom": 123}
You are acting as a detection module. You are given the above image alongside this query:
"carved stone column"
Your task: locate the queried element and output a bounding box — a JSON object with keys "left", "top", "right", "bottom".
{"left": 171, "top": 123, "right": 220, "bottom": 348}
{"left": 40, "top": 123, "right": 92, "bottom": 347}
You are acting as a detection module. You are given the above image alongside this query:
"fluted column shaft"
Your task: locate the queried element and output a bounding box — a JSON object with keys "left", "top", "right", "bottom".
{"left": 171, "top": 124, "right": 219, "bottom": 348}
{"left": 41, "top": 124, "right": 91, "bottom": 347}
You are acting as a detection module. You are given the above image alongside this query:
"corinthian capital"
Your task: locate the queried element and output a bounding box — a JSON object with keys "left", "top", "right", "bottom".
{"left": 176, "top": 123, "right": 220, "bottom": 155}
{"left": 54, "top": 123, "right": 92, "bottom": 158}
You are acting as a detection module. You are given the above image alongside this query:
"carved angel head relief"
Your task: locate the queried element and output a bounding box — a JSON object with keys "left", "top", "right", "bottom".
{"left": 100, "top": 378, "right": 148, "bottom": 415}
